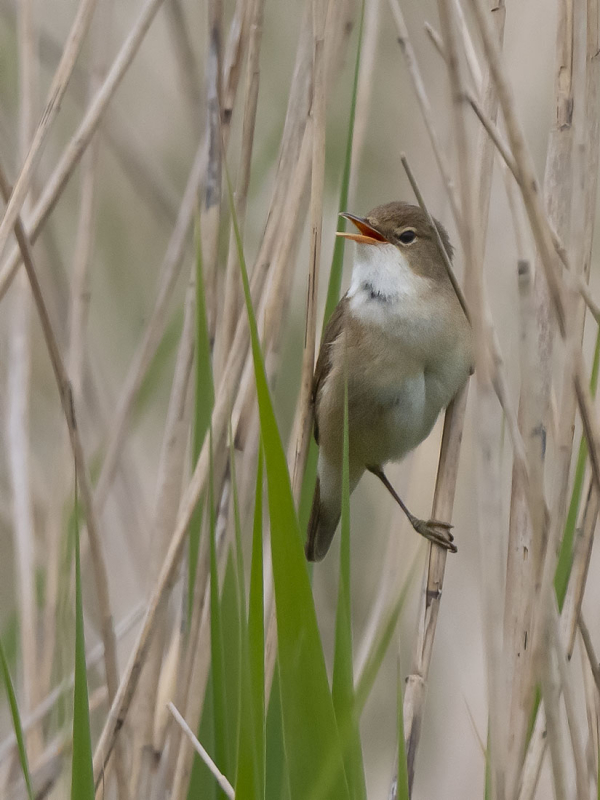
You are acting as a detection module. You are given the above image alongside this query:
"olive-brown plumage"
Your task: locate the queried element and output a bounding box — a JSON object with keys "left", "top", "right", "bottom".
{"left": 306, "top": 202, "right": 473, "bottom": 562}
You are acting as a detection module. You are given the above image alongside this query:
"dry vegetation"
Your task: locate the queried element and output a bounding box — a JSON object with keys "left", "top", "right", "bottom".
{"left": 1, "top": 0, "right": 600, "bottom": 798}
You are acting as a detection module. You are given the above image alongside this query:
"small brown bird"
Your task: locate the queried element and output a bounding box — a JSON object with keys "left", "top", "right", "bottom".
{"left": 306, "top": 201, "right": 473, "bottom": 562}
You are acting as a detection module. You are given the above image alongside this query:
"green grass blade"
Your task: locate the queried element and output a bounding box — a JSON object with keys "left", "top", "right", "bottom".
{"left": 0, "top": 639, "right": 34, "bottom": 800}
{"left": 248, "top": 449, "right": 266, "bottom": 795}
{"left": 226, "top": 160, "right": 350, "bottom": 800}
{"left": 396, "top": 666, "right": 409, "bottom": 800}
{"left": 555, "top": 325, "right": 600, "bottom": 607}
{"left": 221, "top": 554, "right": 242, "bottom": 772}
{"left": 265, "top": 670, "right": 290, "bottom": 800}
{"left": 235, "top": 449, "right": 265, "bottom": 800}
{"left": 70, "top": 486, "right": 94, "bottom": 800}
{"left": 332, "top": 370, "right": 366, "bottom": 800}
{"left": 189, "top": 213, "right": 215, "bottom": 619}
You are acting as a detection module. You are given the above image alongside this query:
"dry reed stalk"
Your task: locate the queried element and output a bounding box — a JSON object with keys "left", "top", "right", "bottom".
{"left": 579, "top": 628, "right": 600, "bottom": 795}
{"left": 0, "top": 0, "right": 168, "bottom": 302}
{"left": 128, "top": 271, "right": 196, "bottom": 797}
{"left": 202, "top": 0, "right": 224, "bottom": 342}
{"left": 8, "top": 0, "right": 38, "bottom": 759}
{"left": 215, "top": 0, "right": 265, "bottom": 381}
{"left": 165, "top": 0, "right": 203, "bottom": 137}
{"left": 519, "top": 5, "right": 582, "bottom": 783}
{"left": 0, "top": 161, "right": 121, "bottom": 772}
{"left": 68, "top": 0, "right": 112, "bottom": 403}
{"left": 167, "top": 703, "right": 235, "bottom": 800}
{"left": 518, "top": 477, "right": 600, "bottom": 799}
{"left": 550, "top": 600, "right": 589, "bottom": 799}
{"left": 0, "top": 0, "right": 98, "bottom": 265}
{"left": 580, "top": 615, "right": 600, "bottom": 694}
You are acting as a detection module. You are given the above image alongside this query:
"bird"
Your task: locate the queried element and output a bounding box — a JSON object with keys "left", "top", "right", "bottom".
{"left": 305, "top": 201, "right": 473, "bottom": 562}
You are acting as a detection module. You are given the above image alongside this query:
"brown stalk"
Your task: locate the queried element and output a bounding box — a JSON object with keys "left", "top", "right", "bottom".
{"left": 0, "top": 0, "right": 99, "bottom": 265}
{"left": 0, "top": 0, "right": 168, "bottom": 302}
{"left": 0, "top": 162, "right": 121, "bottom": 765}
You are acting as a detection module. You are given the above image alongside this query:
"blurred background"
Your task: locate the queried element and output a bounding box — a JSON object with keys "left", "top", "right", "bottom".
{"left": 0, "top": 0, "right": 598, "bottom": 798}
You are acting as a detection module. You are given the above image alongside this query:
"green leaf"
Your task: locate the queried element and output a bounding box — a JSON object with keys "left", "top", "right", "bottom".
{"left": 70, "top": 488, "right": 94, "bottom": 800}
{"left": 226, "top": 159, "right": 350, "bottom": 800}
{"left": 0, "top": 639, "right": 34, "bottom": 800}
{"left": 265, "top": 670, "right": 290, "bottom": 800}
{"left": 235, "top": 450, "right": 265, "bottom": 800}
{"left": 332, "top": 369, "right": 366, "bottom": 800}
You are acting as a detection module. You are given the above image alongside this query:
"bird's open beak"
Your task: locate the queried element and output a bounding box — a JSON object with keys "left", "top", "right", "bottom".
{"left": 336, "top": 213, "right": 387, "bottom": 245}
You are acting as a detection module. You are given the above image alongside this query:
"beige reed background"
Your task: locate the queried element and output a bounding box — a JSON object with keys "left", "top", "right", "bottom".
{"left": 1, "top": 0, "right": 600, "bottom": 798}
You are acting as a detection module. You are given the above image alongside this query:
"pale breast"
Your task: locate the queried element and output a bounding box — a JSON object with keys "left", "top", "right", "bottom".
{"left": 316, "top": 276, "right": 473, "bottom": 470}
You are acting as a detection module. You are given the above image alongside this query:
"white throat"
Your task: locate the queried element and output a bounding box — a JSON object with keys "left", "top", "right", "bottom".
{"left": 347, "top": 242, "right": 431, "bottom": 325}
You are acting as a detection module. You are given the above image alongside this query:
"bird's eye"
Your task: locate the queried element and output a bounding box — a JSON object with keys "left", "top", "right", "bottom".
{"left": 398, "top": 229, "right": 416, "bottom": 244}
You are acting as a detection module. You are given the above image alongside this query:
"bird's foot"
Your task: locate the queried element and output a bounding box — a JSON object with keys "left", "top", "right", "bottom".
{"left": 409, "top": 517, "right": 457, "bottom": 553}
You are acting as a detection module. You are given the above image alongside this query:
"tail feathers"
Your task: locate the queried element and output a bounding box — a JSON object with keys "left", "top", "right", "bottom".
{"left": 305, "top": 476, "right": 340, "bottom": 562}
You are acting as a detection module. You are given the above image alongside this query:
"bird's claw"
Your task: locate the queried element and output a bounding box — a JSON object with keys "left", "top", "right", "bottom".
{"left": 411, "top": 518, "right": 457, "bottom": 553}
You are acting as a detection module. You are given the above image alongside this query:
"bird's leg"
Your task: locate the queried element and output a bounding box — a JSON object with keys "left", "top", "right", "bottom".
{"left": 367, "top": 465, "right": 457, "bottom": 553}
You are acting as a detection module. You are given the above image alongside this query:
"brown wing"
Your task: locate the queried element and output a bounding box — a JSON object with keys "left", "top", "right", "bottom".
{"left": 312, "top": 295, "right": 348, "bottom": 444}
